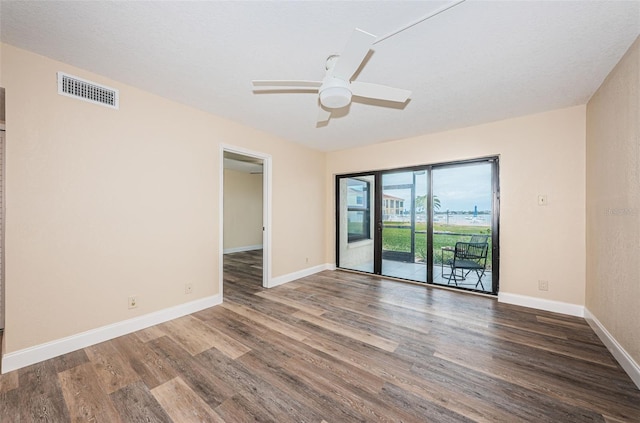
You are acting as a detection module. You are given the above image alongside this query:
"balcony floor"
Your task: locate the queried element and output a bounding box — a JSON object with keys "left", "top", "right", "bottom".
{"left": 345, "top": 259, "right": 493, "bottom": 293}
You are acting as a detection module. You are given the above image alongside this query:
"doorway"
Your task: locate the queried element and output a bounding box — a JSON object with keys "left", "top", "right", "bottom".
{"left": 0, "top": 129, "right": 4, "bottom": 330}
{"left": 221, "top": 146, "right": 271, "bottom": 296}
{"left": 1, "top": 87, "right": 5, "bottom": 330}
{"left": 336, "top": 157, "right": 499, "bottom": 295}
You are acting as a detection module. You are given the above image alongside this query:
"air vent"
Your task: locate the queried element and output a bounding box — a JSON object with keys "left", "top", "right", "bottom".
{"left": 57, "top": 72, "right": 119, "bottom": 109}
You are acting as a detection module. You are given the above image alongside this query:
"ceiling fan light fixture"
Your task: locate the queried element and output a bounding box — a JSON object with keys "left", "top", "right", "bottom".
{"left": 319, "top": 85, "right": 352, "bottom": 109}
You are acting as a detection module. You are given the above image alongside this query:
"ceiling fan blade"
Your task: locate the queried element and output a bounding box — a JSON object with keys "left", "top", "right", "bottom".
{"left": 252, "top": 80, "right": 322, "bottom": 90}
{"left": 332, "top": 28, "right": 376, "bottom": 81}
{"left": 316, "top": 106, "right": 331, "bottom": 124}
{"left": 350, "top": 81, "right": 411, "bottom": 103}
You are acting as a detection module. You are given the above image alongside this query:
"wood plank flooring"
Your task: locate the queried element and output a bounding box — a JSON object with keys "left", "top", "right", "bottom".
{"left": 1, "top": 249, "right": 639, "bottom": 422}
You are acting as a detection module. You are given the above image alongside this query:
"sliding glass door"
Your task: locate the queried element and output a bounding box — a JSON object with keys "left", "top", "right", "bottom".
{"left": 381, "top": 170, "right": 428, "bottom": 281}
{"left": 336, "top": 157, "right": 499, "bottom": 295}
{"left": 432, "top": 162, "right": 496, "bottom": 293}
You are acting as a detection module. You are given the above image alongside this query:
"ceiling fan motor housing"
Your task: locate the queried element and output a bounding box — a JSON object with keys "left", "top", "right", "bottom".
{"left": 319, "top": 77, "right": 351, "bottom": 109}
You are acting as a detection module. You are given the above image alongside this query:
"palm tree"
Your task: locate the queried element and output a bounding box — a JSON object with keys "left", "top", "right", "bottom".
{"left": 415, "top": 195, "right": 441, "bottom": 212}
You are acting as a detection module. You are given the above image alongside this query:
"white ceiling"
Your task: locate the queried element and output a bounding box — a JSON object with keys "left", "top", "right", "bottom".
{"left": 1, "top": 1, "right": 638, "bottom": 152}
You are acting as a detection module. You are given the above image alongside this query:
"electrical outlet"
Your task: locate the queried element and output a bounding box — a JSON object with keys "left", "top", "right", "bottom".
{"left": 538, "top": 280, "right": 549, "bottom": 291}
{"left": 128, "top": 296, "right": 138, "bottom": 309}
{"left": 185, "top": 283, "right": 193, "bottom": 294}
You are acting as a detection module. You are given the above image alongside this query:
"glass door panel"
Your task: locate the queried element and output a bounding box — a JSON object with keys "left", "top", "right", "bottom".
{"left": 337, "top": 175, "right": 375, "bottom": 273}
{"left": 432, "top": 162, "right": 494, "bottom": 293}
{"left": 381, "top": 170, "right": 428, "bottom": 282}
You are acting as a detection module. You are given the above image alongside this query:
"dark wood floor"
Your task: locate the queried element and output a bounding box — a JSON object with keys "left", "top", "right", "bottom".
{"left": 1, "top": 250, "right": 639, "bottom": 422}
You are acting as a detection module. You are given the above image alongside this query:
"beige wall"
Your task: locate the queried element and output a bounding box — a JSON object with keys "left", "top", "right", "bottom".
{"left": 0, "top": 44, "right": 326, "bottom": 354}
{"left": 586, "top": 37, "right": 640, "bottom": 365}
{"left": 326, "top": 105, "right": 586, "bottom": 305}
{"left": 223, "top": 168, "right": 263, "bottom": 251}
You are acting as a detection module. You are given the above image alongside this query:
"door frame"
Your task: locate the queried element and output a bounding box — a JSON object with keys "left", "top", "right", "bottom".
{"left": 0, "top": 129, "right": 4, "bottom": 329}
{"left": 219, "top": 144, "right": 272, "bottom": 296}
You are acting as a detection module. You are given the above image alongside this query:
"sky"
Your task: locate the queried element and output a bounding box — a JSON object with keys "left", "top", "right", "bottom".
{"left": 383, "top": 162, "right": 492, "bottom": 212}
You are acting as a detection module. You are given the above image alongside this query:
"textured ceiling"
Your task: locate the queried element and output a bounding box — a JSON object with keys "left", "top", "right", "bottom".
{"left": 1, "top": 1, "right": 639, "bottom": 151}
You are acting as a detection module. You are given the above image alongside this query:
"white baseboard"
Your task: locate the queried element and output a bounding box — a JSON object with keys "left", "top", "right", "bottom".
{"left": 498, "top": 292, "right": 584, "bottom": 317}
{"left": 269, "top": 263, "right": 333, "bottom": 288}
{"left": 584, "top": 308, "right": 640, "bottom": 389}
{"left": 1, "top": 294, "right": 221, "bottom": 374}
{"left": 223, "top": 244, "right": 263, "bottom": 254}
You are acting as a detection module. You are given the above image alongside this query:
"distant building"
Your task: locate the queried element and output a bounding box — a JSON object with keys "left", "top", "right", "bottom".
{"left": 383, "top": 194, "right": 404, "bottom": 218}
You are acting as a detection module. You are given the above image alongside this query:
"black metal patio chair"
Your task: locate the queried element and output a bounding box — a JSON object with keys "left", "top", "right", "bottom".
{"left": 447, "top": 235, "right": 489, "bottom": 290}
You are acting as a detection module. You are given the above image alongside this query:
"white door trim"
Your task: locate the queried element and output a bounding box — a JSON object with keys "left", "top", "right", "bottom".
{"left": 220, "top": 144, "right": 272, "bottom": 295}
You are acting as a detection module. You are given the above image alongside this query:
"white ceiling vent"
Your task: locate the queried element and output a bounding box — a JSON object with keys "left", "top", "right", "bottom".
{"left": 57, "top": 72, "right": 119, "bottom": 109}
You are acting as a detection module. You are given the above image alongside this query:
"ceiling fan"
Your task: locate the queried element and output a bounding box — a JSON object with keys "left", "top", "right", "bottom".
{"left": 253, "top": 28, "right": 410, "bottom": 124}
{"left": 251, "top": 0, "right": 466, "bottom": 125}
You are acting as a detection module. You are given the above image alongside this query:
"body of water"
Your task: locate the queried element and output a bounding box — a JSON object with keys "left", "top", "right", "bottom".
{"left": 434, "top": 213, "right": 491, "bottom": 226}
